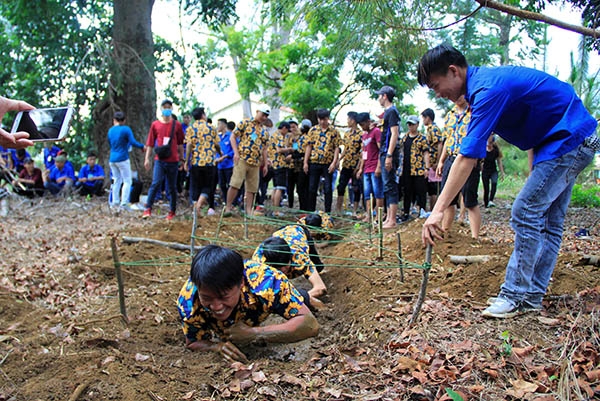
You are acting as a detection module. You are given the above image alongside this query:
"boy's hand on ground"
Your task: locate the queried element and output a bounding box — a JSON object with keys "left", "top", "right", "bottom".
{"left": 217, "top": 341, "right": 249, "bottom": 364}
{"left": 224, "top": 322, "right": 256, "bottom": 346}
{"left": 422, "top": 210, "right": 444, "bottom": 246}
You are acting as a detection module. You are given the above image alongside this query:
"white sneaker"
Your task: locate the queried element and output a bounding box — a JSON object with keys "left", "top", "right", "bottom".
{"left": 482, "top": 298, "right": 519, "bottom": 318}
{"left": 419, "top": 209, "right": 431, "bottom": 219}
{"left": 207, "top": 208, "right": 216, "bottom": 216}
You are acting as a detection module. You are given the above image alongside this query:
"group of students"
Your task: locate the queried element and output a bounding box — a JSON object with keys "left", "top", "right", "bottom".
{"left": 0, "top": 143, "right": 108, "bottom": 199}
{"left": 177, "top": 213, "right": 331, "bottom": 363}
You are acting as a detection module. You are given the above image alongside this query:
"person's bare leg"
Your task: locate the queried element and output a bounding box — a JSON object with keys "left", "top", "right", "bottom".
{"left": 375, "top": 198, "right": 385, "bottom": 224}
{"left": 468, "top": 205, "right": 481, "bottom": 240}
{"left": 335, "top": 195, "right": 344, "bottom": 214}
{"left": 195, "top": 194, "right": 207, "bottom": 211}
{"left": 272, "top": 189, "right": 282, "bottom": 209}
{"left": 245, "top": 191, "right": 255, "bottom": 216}
{"left": 442, "top": 205, "right": 456, "bottom": 233}
{"left": 429, "top": 194, "right": 437, "bottom": 212}
{"left": 225, "top": 186, "right": 240, "bottom": 212}
{"left": 383, "top": 203, "right": 397, "bottom": 228}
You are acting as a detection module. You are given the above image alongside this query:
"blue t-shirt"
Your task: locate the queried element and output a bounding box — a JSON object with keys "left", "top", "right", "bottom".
{"left": 49, "top": 163, "right": 75, "bottom": 187}
{"left": 108, "top": 125, "right": 144, "bottom": 163}
{"left": 10, "top": 149, "right": 31, "bottom": 171}
{"left": 218, "top": 130, "right": 235, "bottom": 170}
{"left": 43, "top": 146, "right": 61, "bottom": 170}
{"left": 463, "top": 66, "right": 597, "bottom": 165}
{"left": 78, "top": 164, "right": 105, "bottom": 187}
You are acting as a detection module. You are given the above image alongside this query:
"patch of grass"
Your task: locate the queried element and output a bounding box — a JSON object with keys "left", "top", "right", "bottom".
{"left": 570, "top": 184, "right": 600, "bottom": 208}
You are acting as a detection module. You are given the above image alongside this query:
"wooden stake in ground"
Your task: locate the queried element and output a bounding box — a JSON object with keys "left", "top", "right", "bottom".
{"left": 377, "top": 206, "right": 383, "bottom": 260}
{"left": 122, "top": 236, "right": 202, "bottom": 252}
{"left": 214, "top": 207, "right": 226, "bottom": 243}
{"left": 449, "top": 255, "right": 491, "bottom": 264}
{"left": 397, "top": 232, "right": 404, "bottom": 282}
{"left": 110, "top": 237, "right": 129, "bottom": 324}
{"left": 409, "top": 244, "right": 432, "bottom": 327}
{"left": 191, "top": 206, "right": 197, "bottom": 256}
{"left": 368, "top": 200, "right": 373, "bottom": 245}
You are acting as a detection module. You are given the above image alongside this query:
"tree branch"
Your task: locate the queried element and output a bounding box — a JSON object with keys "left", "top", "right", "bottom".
{"left": 476, "top": 0, "right": 600, "bottom": 39}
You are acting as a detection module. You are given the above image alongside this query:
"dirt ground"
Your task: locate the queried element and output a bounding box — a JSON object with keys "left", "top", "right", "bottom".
{"left": 0, "top": 196, "right": 599, "bottom": 401}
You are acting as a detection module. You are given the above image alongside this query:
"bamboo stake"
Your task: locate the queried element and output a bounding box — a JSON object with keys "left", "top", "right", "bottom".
{"left": 397, "top": 232, "right": 404, "bottom": 282}
{"left": 214, "top": 207, "right": 226, "bottom": 243}
{"left": 368, "top": 200, "right": 373, "bottom": 245}
{"left": 122, "top": 236, "right": 201, "bottom": 252}
{"left": 409, "top": 244, "right": 432, "bottom": 327}
{"left": 244, "top": 212, "right": 248, "bottom": 240}
{"left": 377, "top": 206, "right": 383, "bottom": 260}
{"left": 191, "top": 206, "right": 197, "bottom": 254}
{"left": 110, "top": 237, "right": 129, "bottom": 324}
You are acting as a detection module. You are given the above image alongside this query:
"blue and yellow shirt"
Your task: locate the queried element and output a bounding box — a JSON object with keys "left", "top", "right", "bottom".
{"left": 252, "top": 225, "right": 316, "bottom": 280}
{"left": 298, "top": 211, "right": 334, "bottom": 241}
{"left": 425, "top": 123, "right": 444, "bottom": 167}
{"left": 307, "top": 125, "right": 341, "bottom": 164}
{"left": 341, "top": 128, "right": 363, "bottom": 170}
{"left": 399, "top": 134, "right": 429, "bottom": 176}
{"left": 234, "top": 118, "right": 269, "bottom": 166}
{"left": 186, "top": 120, "right": 219, "bottom": 167}
{"left": 443, "top": 104, "right": 472, "bottom": 157}
{"left": 177, "top": 260, "right": 304, "bottom": 342}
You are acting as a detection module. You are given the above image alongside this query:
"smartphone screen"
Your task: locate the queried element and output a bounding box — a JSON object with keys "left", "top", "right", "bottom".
{"left": 11, "top": 106, "right": 74, "bottom": 142}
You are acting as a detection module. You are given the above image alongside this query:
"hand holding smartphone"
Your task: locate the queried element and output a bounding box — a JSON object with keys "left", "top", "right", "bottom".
{"left": 11, "top": 106, "right": 74, "bottom": 142}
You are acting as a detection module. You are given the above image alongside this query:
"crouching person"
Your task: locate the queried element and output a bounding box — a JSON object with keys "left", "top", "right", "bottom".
{"left": 177, "top": 245, "right": 319, "bottom": 363}
{"left": 253, "top": 224, "right": 327, "bottom": 309}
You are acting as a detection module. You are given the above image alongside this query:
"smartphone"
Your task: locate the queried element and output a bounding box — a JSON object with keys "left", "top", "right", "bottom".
{"left": 11, "top": 106, "right": 74, "bottom": 142}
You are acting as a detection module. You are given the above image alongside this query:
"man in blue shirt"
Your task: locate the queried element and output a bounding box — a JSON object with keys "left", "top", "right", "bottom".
{"left": 43, "top": 143, "right": 61, "bottom": 170}
{"left": 44, "top": 154, "right": 75, "bottom": 196}
{"left": 216, "top": 119, "right": 235, "bottom": 205}
{"left": 10, "top": 148, "right": 31, "bottom": 173}
{"left": 418, "top": 44, "right": 598, "bottom": 319}
{"left": 76, "top": 151, "right": 105, "bottom": 196}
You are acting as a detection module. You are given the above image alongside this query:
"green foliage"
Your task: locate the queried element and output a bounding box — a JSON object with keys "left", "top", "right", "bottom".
{"left": 570, "top": 184, "right": 600, "bottom": 208}
{"left": 444, "top": 388, "right": 465, "bottom": 401}
{"left": 500, "top": 330, "right": 513, "bottom": 356}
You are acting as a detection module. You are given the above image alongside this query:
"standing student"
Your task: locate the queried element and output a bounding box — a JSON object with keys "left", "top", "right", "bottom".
{"left": 375, "top": 86, "right": 400, "bottom": 229}
{"left": 216, "top": 119, "right": 235, "bottom": 204}
{"left": 481, "top": 134, "right": 505, "bottom": 208}
{"left": 421, "top": 108, "right": 444, "bottom": 211}
{"left": 336, "top": 112, "right": 363, "bottom": 214}
{"left": 303, "top": 109, "right": 341, "bottom": 213}
{"left": 419, "top": 44, "right": 598, "bottom": 318}
{"left": 142, "top": 99, "right": 185, "bottom": 221}
{"left": 356, "top": 112, "right": 384, "bottom": 222}
{"left": 108, "top": 111, "right": 144, "bottom": 209}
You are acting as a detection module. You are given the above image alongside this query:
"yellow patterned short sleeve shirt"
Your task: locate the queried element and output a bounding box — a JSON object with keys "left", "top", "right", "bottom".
{"left": 234, "top": 118, "right": 269, "bottom": 166}
{"left": 341, "top": 128, "right": 363, "bottom": 170}
{"left": 307, "top": 125, "right": 341, "bottom": 164}
{"left": 186, "top": 120, "right": 219, "bottom": 167}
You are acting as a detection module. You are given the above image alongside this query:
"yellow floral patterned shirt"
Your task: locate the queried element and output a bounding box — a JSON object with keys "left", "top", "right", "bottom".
{"left": 341, "top": 128, "right": 363, "bottom": 170}
{"left": 425, "top": 123, "right": 444, "bottom": 167}
{"left": 306, "top": 125, "right": 341, "bottom": 164}
{"left": 268, "top": 131, "right": 289, "bottom": 170}
{"left": 400, "top": 133, "right": 429, "bottom": 176}
{"left": 186, "top": 120, "right": 219, "bottom": 167}
{"left": 443, "top": 105, "right": 472, "bottom": 157}
{"left": 234, "top": 118, "right": 269, "bottom": 166}
{"left": 177, "top": 260, "right": 305, "bottom": 342}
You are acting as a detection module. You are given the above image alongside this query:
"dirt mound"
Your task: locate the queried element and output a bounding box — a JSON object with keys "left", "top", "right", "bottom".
{"left": 0, "top": 198, "right": 598, "bottom": 400}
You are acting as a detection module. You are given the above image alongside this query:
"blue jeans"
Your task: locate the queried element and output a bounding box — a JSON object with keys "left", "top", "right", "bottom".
{"left": 379, "top": 154, "right": 398, "bottom": 205}
{"left": 363, "top": 172, "right": 383, "bottom": 200}
{"left": 146, "top": 160, "right": 179, "bottom": 212}
{"left": 499, "top": 142, "right": 594, "bottom": 307}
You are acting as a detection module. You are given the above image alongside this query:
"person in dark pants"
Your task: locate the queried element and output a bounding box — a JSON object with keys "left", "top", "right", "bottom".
{"left": 481, "top": 134, "right": 505, "bottom": 208}
{"left": 142, "top": 99, "right": 185, "bottom": 221}
{"left": 399, "top": 116, "right": 430, "bottom": 221}
{"left": 336, "top": 112, "right": 362, "bottom": 214}
{"left": 216, "top": 120, "right": 235, "bottom": 206}
{"left": 295, "top": 119, "right": 312, "bottom": 211}
{"left": 303, "top": 109, "right": 340, "bottom": 212}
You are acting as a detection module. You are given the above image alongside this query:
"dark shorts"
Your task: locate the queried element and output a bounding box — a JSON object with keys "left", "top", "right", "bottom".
{"left": 272, "top": 168, "right": 287, "bottom": 190}
{"left": 427, "top": 180, "right": 441, "bottom": 196}
{"left": 441, "top": 156, "right": 480, "bottom": 208}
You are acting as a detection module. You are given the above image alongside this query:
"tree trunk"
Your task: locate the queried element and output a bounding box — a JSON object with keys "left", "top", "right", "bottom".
{"left": 91, "top": 0, "right": 157, "bottom": 184}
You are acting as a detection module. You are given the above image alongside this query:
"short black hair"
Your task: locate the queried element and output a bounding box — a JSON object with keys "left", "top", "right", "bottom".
{"left": 418, "top": 44, "right": 468, "bottom": 86}
{"left": 16, "top": 148, "right": 26, "bottom": 158}
{"left": 347, "top": 111, "right": 358, "bottom": 122}
{"left": 421, "top": 108, "right": 435, "bottom": 122}
{"left": 303, "top": 213, "right": 322, "bottom": 229}
{"left": 260, "top": 237, "right": 292, "bottom": 268}
{"left": 278, "top": 121, "right": 290, "bottom": 130}
{"left": 207, "top": 118, "right": 212, "bottom": 124}
{"left": 192, "top": 107, "right": 205, "bottom": 120}
{"left": 316, "top": 108, "right": 330, "bottom": 119}
{"left": 114, "top": 111, "right": 126, "bottom": 122}
{"left": 218, "top": 118, "right": 227, "bottom": 125}
{"left": 227, "top": 121, "right": 236, "bottom": 130}
{"left": 190, "top": 245, "right": 244, "bottom": 297}
{"left": 87, "top": 151, "right": 97, "bottom": 158}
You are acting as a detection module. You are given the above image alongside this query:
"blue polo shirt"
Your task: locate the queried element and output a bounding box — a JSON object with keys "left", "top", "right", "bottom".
{"left": 10, "top": 149, "right": 31, "bottom": 171}
{"left": 108, "top": 125, "right": 144, "bottom": 163}
{"left": 462, "top": 66, "right": 597, "bottom": 165}
{"left": 43, "top": 146, "right": 61, "bottom": 169}
{"left": 218, "top": 130, "right": 235, "bottom": 170}
{"left": 78, "top": 164, "right": 105, "bottom": 187}
{"left": 49, "top": 163, "right": 75, "bottom": 186}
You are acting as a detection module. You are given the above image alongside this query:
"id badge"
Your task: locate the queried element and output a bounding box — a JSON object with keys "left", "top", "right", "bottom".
{"left": 250, "top": 133, "right": 257, "bottom": 142}
{"left": 163, "top": 137, "right": 171, "bottom": 146}
{"left": 292, "top": 143, "right": 299, "bottom": 151}
{"left": 362, "top": 151, "right": 368, "bottom": 160}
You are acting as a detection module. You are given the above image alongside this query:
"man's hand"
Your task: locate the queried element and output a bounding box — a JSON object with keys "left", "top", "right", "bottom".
{"left": 224, "top": 321, "right": 257, "bottom": 347}
{"left": 436, "top": 162, "right": 443, "bottom": 178}
{"left": 0, "top": 96, "right": 35, "bottom": 149}
{"left": 144, "top": 159, "right": 151, "bottom": 171}
{"left": 328, "top": 161, "right": 336, "bottom": 174}
{"left": 216, "top": 341, "right": 249, "bottom": 364}
{"left": 422, "top": 210, "right": 444, "bottom": 246}
{"left": 233, "top": 152, "right": 240, "bottom": 164}
{"left": 375, "top": 165, "right": 381, "bottom": 177}
{"left": 384, "top": 157, "right": 392, "bottom": 172}
{"left": 303, "top": 162, "right": 309, "bottom": 174}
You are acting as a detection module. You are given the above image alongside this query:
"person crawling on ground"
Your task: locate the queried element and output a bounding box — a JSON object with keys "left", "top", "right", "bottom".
{"left": 177, "top": 245, "right": 319, "bottom": 363}
{"left": 253, "top": 224, "right": 327, "bottom": 309}
{"left": 297, "top": 211, "right": 335, "bottom": 242}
